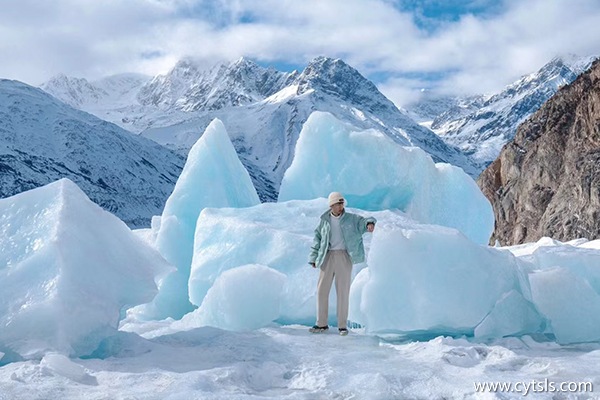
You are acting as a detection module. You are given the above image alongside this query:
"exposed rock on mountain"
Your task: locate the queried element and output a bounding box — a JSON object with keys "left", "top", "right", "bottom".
{"left": 137, "top": 57, "right": 296, "bottom": 112}
{"left": 42, "top": 57, "right": 478, "bottom": 201}
{"left": 432, "top": 55, "right": 597, "bottom": 173}
{"left": 139, "top": 57, "right": 478, "bottom": 200}
{"left": 0, "top": 79, "right": 184, "bottom": 227}
{"left": 478, "top": 59, "right": 600, "bottom": 245}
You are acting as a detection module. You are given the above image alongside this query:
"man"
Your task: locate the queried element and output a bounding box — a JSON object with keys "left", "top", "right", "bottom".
{"left": 309, "top": 192, "right": 376, "bottom": 336}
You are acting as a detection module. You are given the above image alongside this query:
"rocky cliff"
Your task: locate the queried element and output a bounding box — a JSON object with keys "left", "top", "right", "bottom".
{"left": 478, "top": 60, "right": 600, "bottom": 245}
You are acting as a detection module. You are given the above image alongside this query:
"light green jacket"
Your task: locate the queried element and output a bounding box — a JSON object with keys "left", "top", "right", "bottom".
{"left": 309, "top": 210, "right": 376, "bottom": 268}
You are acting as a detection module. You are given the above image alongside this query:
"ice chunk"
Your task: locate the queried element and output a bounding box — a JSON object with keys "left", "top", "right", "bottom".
{"left": 188, "top": 199, "right": 533, "bottom": 336}
{"left": 348, "top": 268, "right": 370, "bottom": 327}
{"left": 515, "top": 240, "right": 600, "bottom": 294}
{"left": 474, "top": 290, "right": 544, "bottom": 339}
{"left": 188, "top": 199, "right": 357, "bottom": 323}
{"left": 529, "top": 268, "right": 600, "bottom": 344}
{"left": 187, "top": 200, "right": 548, "bottom": 338}
{"left": 0, "top": 179, "right": 171, "bottom": 359}
{"left": 278, "top": 112, "right": 493, "bottom": 245}
{"left": 138, "top": 119, "right": 260, "bottom": 319}
{"left": 175, "top": 265, "right": 286, "bottom": 331}
{"left": 40, "top": 353, "right": 97, "bottom": 385}
{"left": 352, "top": 219, "right": 532, "bottom": 334}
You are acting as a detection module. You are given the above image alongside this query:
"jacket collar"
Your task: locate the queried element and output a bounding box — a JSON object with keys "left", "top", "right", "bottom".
{"left": 321, "top": 209, "right": 346, "bottom": 221}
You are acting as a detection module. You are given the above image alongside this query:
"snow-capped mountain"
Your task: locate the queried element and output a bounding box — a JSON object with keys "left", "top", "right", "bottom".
{"left": 426, "top": 95, "right": 486, "bottom": 132}
{"left": 430, "top": 55, "right": 597, "bottom": 172}
{"left": 137, "top": 57, "right": 296, "bottom": 112}
{"left": 40, "top": 72, "right": 159, "bottom": 128}
{"left": 40, "top": 57, "right": 478, "bottom": 200}
{"left": 40, "top": 74, "right": 108, "bottom": 108}
{"left": 0, "top": 79, "right": 184, "bottom": 227}
{"left": 40, "top": 58, "right": 297, "bottom": 134}
{"left": 137, "top": 57, "right": 478, "bottom": 200}
{"left": 403, "top": 91, "right": 486, "bottom": 127}
{"left": 479, "top": 59, "right": 600, "bottom": 245}
{"left": 41, "top": 73, "right": 150, "bottom": 108}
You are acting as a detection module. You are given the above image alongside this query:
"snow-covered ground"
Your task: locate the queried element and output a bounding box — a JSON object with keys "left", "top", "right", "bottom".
{"left": 2, "top": 324, "right": 599, "bottom": 399}
{"left": 2, "top": 113, "right": 600, "bottom": 399}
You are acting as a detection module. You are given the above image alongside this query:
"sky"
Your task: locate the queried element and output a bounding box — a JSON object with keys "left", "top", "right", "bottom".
{"left": 1, "top": 0, "right": 600, "bottom": 107}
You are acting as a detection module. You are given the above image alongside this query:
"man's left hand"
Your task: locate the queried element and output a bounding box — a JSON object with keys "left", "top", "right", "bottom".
{"left": 367, "top": 223, "right": 375, "bottom": 233}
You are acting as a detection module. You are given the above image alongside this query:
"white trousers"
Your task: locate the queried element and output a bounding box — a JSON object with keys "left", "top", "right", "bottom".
{"left": 316, "top": 250, "right": 352, "bottom": 329}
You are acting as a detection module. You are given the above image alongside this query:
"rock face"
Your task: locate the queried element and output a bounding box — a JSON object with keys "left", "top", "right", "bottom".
{"left": 478, "top": 60, "right": 600, "bottom": 245}
{"left": 137, "top": 57, "right": 295, "bottom": 112}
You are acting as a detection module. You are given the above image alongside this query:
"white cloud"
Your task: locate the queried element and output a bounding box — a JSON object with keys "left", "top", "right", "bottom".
{"left": 0, "top": 0, "right": 599, "bottom": 103}
{"left": 398, "top": 0, "right": 600, "bottom": 97}
{"left": 378, "top": 78, "right": 428, "bottom": 109}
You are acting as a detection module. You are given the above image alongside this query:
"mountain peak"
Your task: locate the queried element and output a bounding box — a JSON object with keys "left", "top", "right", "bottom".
{"left": 223, "top": 57, "right": 263, "bottom": 76}
{"left": 45, "top": 73, "right": 69, "bottom": 83}
{"left": 137, "top": 57, "right": 292, "bottom": 112}
{"left": 307, "top": 55, "right": 341, "bottom": 66}
{"left": 231, "top": 56, "right": 254, "bottom": 67}
{"left": 302, "top": 56, "right": 353, "bottom": 77}
{"left": 558, "top": 53, "right": 599, "bottom": 74}
{"left": 168, "top": 58, "right": 205, "bottom": 79}
{"left": 43, "top": 73, "right": 90, "bottom": 87}
{"left": 295, "top": 56, "right": 399, "bottom": 115}
{"left": 40, "top": 74, "right": 106, "bottom": 107}
{"left": 430, "top": 53, "right": 598, "bottom": 172}
{"left": 298, "top": 56, "right": 365, "bottom": 88}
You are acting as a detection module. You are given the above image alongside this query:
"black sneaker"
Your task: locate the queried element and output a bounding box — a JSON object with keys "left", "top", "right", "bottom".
{"left": 309, "top": 325, "right": 329, "bottom": 333}
{"left": 339, "top": 328, "right": 349, "bottom": 336}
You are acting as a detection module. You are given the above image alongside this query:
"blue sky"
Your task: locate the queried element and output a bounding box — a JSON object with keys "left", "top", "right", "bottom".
{"left": 1, "top": 0, "right": 599, "bottom": 106}
{"left": 394, "top": 0, "right": 504, "bottom": 28}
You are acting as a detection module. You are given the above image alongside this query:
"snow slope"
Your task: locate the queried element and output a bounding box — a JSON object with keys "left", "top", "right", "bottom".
{"left": 0, "top": 79, "right": 184, "bottom": 227}
{"left": 431, "top": 55, "right": 597, "bottom": 171}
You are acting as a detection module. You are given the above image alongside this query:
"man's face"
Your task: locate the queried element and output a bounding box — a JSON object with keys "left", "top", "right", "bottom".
{"left": 330, "top": 202, "right": 344, "bottom": 215}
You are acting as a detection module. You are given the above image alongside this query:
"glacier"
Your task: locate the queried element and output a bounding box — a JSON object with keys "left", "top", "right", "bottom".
{"left": 132, "top": 119, "right": 260, "bottom": 320}
{"left": 165, "top": 197, "right": 600, "bottom": 345}
{"left": 2, "top": 106, "right": 600, "bottom": 398}
{"left": 278, "top": 112, "right": 494, "bottom": 245}
{"left": 0, "top": 179, "right": 171, "bottom": 361}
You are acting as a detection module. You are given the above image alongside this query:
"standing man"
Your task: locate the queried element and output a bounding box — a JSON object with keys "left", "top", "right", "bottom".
{"left": 309, "top": 192, "right": 376, "bottom": 336}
